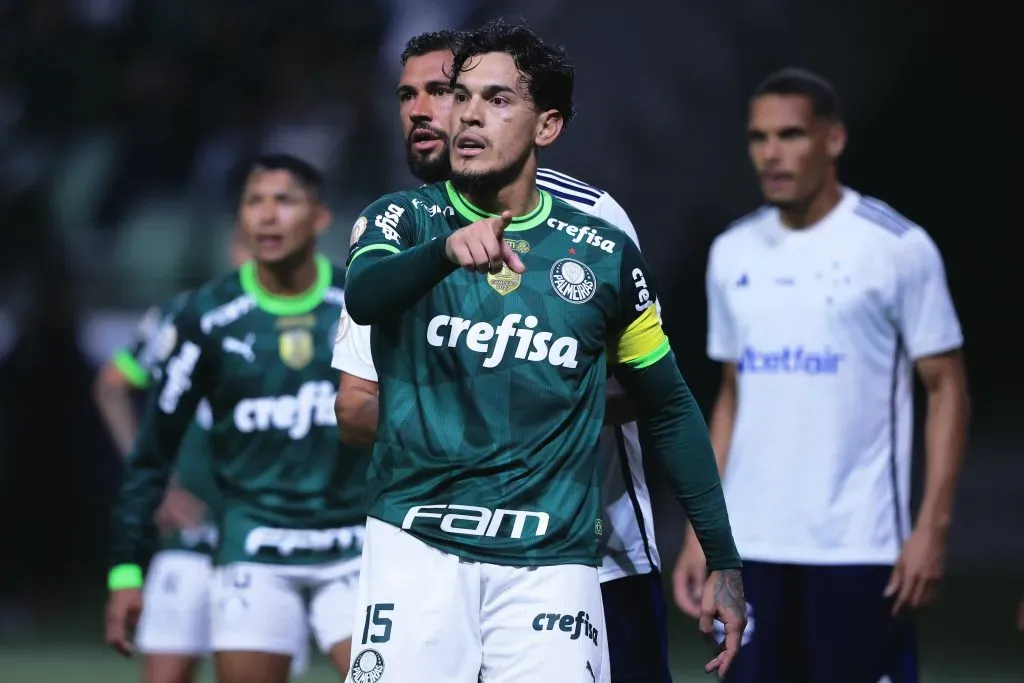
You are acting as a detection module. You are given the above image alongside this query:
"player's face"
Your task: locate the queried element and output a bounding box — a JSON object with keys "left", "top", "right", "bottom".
{"left": 398, "top": 51, "right": 456, "bottom": 183}
{"left": 748, "top": 94, "right": 844, "bottom": 206}
{"left": 239, "top": 170, "right": 330, "bottom": 265}
{"left": 449, "top": 52, "right": 563, "bottom": 192}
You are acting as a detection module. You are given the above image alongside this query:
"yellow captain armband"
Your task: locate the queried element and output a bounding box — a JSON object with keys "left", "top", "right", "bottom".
{"left": 611, "top": 306, "right": 671, "bottom": 368}
{"left": 108, "top": 564, "right": 144, "bottom": 591}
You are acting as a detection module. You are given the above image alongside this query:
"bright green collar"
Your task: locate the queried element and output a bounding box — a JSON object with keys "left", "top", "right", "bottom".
{"left": 240, "top": 254, "right": 332, "bottom": 316}
{"left": 445, "top": 181, "right": 552, "bottom": 232}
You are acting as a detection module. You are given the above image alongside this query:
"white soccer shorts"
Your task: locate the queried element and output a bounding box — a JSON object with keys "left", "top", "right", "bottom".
{"left": 136, "top": 550, "right": 311, "bottom": 675}
{"left": 211, "top": 556, "right": 360, "bottom": 658}
{"left": 136, "top": 550, "right": 214, "bottom": 656}
{"left": 348, "top": 517, "right": 609, "bottom": 683}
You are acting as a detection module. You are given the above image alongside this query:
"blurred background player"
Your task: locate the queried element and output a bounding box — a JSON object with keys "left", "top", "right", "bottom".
{"left": 333, "top": 29, "right": 673, "bottom": 682}
{"left": 343, "top": 19, "right": 745, "bottom": 681}
{"left": 95, "top": 228, "right": 310, "bottom": 683}
{"left": 106, "top": 154, "right": 365, "bottom": 683}
{"left": 672, "top": 68, "right": 969, "bottom": 683}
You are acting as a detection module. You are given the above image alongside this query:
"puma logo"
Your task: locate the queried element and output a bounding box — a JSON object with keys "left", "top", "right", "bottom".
{"left": 223, "top": 333, "right": 256, "bottom": 362}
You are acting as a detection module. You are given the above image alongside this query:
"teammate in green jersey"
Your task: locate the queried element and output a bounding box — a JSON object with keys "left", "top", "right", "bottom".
{"left": 343, "top": 19, "right": 746, "bottom": 683}
{"left": 106, "top": 154, "right": 364, "bottom": 683}
{"left": 96, "top": 228, "right": 314, "bottom": 683}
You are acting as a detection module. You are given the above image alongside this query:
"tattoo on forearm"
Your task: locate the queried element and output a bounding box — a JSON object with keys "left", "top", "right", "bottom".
{"left": 714, "top": 569, "right": 746, "bottom": 615}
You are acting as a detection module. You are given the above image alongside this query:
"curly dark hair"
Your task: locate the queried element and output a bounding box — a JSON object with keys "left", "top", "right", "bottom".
{"left": 450, "top": 18, "right": 575, "bottom": 126}
{"left": 400, "top": 30, "right": 464, "bottom": 66}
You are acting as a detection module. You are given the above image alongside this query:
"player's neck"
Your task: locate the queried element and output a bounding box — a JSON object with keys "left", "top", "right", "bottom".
{"left": 779, "top": 181, "right": 843, "bottom": 230}
{"left": 462, "top": 168, "right": 541, "bottom": 218}
{"left": 255, "top": 251, "right": 319, "bottom": 297}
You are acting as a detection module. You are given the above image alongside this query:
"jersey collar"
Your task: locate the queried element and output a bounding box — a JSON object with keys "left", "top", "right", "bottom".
{"left": 445, "top": 181, "right": 552, "bottom": 232}
{"left": 240, "top": 254, "right": 332, "bottom": 316}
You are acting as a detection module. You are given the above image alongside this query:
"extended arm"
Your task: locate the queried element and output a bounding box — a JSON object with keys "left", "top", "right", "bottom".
{"left": 346, "top": 236, "right": 455, "bottom": 325}
{"left": 615, "top": 356, "right": 739, "bottom": 569}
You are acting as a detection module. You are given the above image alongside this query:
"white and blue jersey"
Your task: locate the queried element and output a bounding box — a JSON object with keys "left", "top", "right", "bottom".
{"left": 707, "top": 187, "right": 963, "bottom": 566}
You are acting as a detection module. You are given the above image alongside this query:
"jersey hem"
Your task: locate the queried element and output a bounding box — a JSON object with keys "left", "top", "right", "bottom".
{"left": 376, "top": 518, "right": 600, "bottom": 568}
{"left": 737, "top": 543, "right": 899, "bottom": 566}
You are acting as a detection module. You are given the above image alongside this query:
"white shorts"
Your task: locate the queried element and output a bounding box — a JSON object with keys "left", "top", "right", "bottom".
{"left": 136, "top": 550, "right": 213, "bottom": 656}
{"left": 348, "top": 518, "right": 609, "bottom": 683}
{"left": 211, "top": 556, "right": 360, "bottom": 657}
{"left": 136, "top": 550, "right": 311, "bottom": 675}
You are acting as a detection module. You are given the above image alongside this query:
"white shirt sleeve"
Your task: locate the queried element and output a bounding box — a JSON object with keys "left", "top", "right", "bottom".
{"left": 706, "top": 237, "right": 741, "bottom": 362}
{"left": 592, "top": 193, "right": 641, "bottom": 249}
{"left": 331, "top": 307, "right": 379, "bottom": 382}
{"left": 891, "top": 228, "right": 963, "bottom": 359}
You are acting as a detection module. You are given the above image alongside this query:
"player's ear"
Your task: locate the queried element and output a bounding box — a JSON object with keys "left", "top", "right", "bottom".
{"left": 825, "top": 120, "right": 847, "bottom": 160}
{"left": 535, "top": 109, "right": 564, "bottom": 149}
{"left": 314, "top": 206, "right": 332, "bottom": 236}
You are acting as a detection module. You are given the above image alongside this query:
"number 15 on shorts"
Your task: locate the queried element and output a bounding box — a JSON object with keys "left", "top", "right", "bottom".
{"left": 361, "top": 603, "right": 394, "bottom": 644}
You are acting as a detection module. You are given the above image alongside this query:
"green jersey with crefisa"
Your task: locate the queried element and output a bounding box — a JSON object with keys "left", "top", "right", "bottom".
{"left": 125, "top": 256, "right": 368, "bottom": 566}
{"left": 347, "top": 181, "right": 668, "bottom": 567}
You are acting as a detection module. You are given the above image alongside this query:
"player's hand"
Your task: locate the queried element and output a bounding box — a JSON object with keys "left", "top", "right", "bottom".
{"left": 884, "top": 525, "right": 947, "bottom": 615}
{"left": 672, "top": 531, "right": 708, "bottom": 618}
{"left": 154, "top": 486, "right": 207, "bottom": 534}
{"left": 444, "top": 211, "right": 525, "bottom": 275}
{"left": 699, "top": 568, "right": 747, "bottom": 680}
{"left": 105, "top": 588, "right": 142, "bottom": 657}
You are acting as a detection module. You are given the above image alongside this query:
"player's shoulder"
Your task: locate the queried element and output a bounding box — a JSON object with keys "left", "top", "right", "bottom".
{"left": 709, "top": 204, "right": 775, "bottom": 261}
{"left": 363, "top": 182, "right": 447, "bottom": 214}
{"left": 546, "top": 194, "right": 629, "bottom": 258}
{"left": 183, "top": 267, "right": 254, "bottom": 336}
{"left": 536, "top": 167, "right": 607, "bottom": 210}
{"left": 844, "top": 190, "right": 935, "bottom": 252}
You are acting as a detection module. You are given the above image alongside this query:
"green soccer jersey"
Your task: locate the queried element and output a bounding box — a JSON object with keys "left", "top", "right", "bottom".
{"left": 346, "top": 182, "right": 669, "bottom": 567}
{"left": 111, "top": 255, "right": 367, "bottom": 567}
{"left": 112, "top": 292, "right": 219, "bottom": 555}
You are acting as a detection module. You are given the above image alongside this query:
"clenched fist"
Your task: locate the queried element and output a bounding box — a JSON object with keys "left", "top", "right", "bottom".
{"left": 445, "top": 211, "right": 526, "bottom": 275}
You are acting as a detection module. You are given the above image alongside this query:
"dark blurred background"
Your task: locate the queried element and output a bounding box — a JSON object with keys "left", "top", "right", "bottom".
{"left": 0, "top": 0, "right": 1018, "bottom": 680}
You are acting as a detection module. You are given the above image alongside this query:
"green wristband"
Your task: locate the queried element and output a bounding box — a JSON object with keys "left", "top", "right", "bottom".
{"left": 108, "top": 564, "right": 144, "bottom": 591}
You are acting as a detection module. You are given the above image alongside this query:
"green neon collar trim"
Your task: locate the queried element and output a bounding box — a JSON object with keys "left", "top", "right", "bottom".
{"left": 240, "top": 254, "right": 333, "bottom": 316}
{"left": 445, "top": 181, "right": 552, "bottom": 232}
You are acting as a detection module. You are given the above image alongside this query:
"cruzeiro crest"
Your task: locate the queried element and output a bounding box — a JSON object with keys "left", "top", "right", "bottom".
{"left": 487, "top": 238, "right": 530, "bottom": 296}
{"left": 277, "top": 322, "right": 315, "bottom": 371}
{"left": 550, "top": 258, "right": 597, "bottom": 304}
{"left": 351, "top": 648, "right": 385, "bottom": 683}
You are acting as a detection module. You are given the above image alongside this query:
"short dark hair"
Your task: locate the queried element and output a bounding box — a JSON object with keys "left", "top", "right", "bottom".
{"left": 451, "top": 18, "right": 575, "bottom": 126}
{"left": 400, "top": 30, "right": 464, "bottom": 66}
{"left": 244, "top": 154, "right": 324, "bottom": 200}
{"left": 753, "top": 67, "right": 843, "bottom": 121}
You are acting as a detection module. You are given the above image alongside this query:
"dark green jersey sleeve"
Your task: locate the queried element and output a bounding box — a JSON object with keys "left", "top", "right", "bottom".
{"left": 610, "top": 240, "right": 741, "bottom": 571}
{"left": 345, "top": 193, "right": 456, "bottom": 325}
{"left": 109, "top": 299, "right": 216, "bottom": 568}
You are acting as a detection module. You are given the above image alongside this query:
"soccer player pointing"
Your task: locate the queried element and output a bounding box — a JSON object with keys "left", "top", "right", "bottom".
{"left": 344, "top": 20, "right": 744, "bottom": 682}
